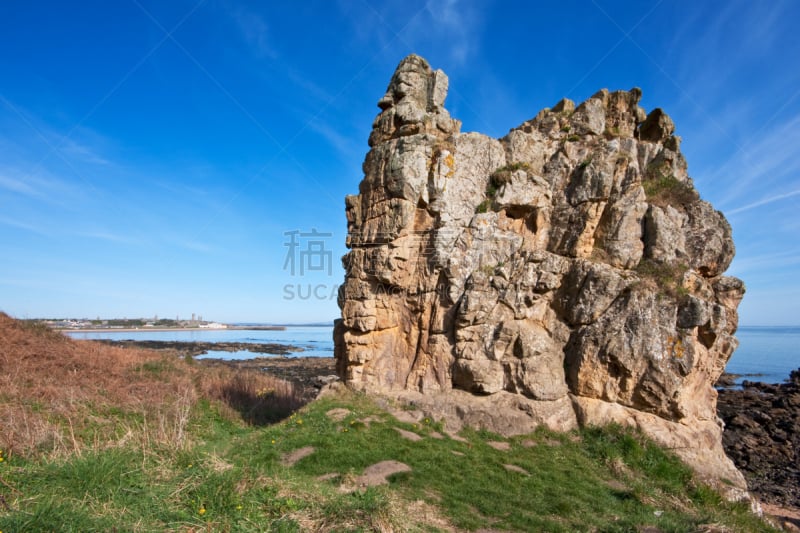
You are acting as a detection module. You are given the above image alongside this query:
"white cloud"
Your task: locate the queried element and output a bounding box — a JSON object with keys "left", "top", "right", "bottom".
{"left": 423, "top": 0, "right": 473, "bottom": 64}
{"left": 342, "top": 0, "right": 485, "bottom": 68}
{"left": 728, "top": 189, "right": 800, "bottom": 215}
{"left": 61, "top": 137, "right": 110, "bottom": 166}
{"left": 307, "top": 120, "right": 361, "bottom": 162}
{"left": 705, "top": 112, "right": 800, "bottom": 209}
{"left": 0, "top": 174, "right": 39, "bottom": 197}
{"left": 413, "top": 0, "right": 483, "bottom": 66}
{"left": 75, "top": 230, "right": 140, "bottom": 245}
{"left": 729, "top": 250, "right": 800, "bottom": 277}
{"left": 0, "top": 167, "right": 84, "bottom": 205}
{"left": 0, "top": 215, "right": 54, "bottom": 237}
{"left": 230, "top": 6, "right": 277, "bottom": 59}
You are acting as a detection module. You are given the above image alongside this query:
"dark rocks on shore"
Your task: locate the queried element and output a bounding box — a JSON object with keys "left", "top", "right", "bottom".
{"left": 717, "top": 369, "right": 800, "bottom": 508}
{"left": 93, "top": 339, "right": 302, "bottom": 357}
{"left": 91, "top": 338, "right": 338, "bottom": 402}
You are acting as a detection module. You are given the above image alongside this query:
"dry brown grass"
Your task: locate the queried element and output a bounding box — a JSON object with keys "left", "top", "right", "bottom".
{"left": 198, "top": 369, "right": 305, "bottom": 426}
{"left": 0, "top": 312, "right": 306, "bottom": 458}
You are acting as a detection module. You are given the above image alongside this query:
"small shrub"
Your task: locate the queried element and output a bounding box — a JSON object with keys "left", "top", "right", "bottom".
{"left": 475, "top": 199, "right": 491, "bottom": 214}
{"left": 643, "top": 174, "right": 698, "bottom": 208}
{"left": 135, "top": 358, "right": 175, "bottom": 377}
{"left": 489, "top": 162, "right": 531, "bottom": 188}
{"left": 616, "top": 153, "right": 632, "bottom": 165}
{"left": 634, "top": 258, "right": 689, "bottom": 298}
{"left": 479, "top": 264, "right": 495, "bottom": 276}
{"left": 567, "top": 134, "right": 580, "bottom": 142}
{"left": 20, "top": 320, "right": 63, "bottom": 341}
{"left": 476, "top": 164, "right": 533, "bottom": 214}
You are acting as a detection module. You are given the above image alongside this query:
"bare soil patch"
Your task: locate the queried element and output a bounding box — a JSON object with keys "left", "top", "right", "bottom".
{"left": 355, "top": 460, "right": 412, "bottom": 487}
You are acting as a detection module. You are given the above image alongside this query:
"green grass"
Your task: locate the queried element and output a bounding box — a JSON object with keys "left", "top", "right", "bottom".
{"left": 642, "top": 161, "right": 699, "bottom": 208}
{"left": 476, "top": 162, "right": 533, "bottom": 214}
{"left": 0, "top": 391, "right": 775, "bottom": 532}
{"left": 489, "top": 161, "right": 531, "bottom": 186}
{"left": 635, "top": 258, "right": 690, "bottom": 298}
{"left": 134, "top": 357, "right": 177, "bottom": 378}
{"left": 475, "top": 198, "right": 492, "bottom": 214}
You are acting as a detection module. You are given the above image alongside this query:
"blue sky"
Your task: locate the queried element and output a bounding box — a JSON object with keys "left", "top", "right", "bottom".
{"left": 1, "top": 1, "right": 798, "bottom": 325}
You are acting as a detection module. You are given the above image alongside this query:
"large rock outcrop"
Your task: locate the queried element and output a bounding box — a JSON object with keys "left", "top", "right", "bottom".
{"left": 335, "top": 55, "right": 746, "bottom": 495}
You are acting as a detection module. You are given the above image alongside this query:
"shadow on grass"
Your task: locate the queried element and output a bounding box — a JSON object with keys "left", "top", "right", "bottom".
{"left": 206, "top": 372, "right": 306, "bottom": 426}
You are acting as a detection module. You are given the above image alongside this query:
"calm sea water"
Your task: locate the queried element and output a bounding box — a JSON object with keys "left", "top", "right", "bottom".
{"left": 67, "top": 325, "right": 799, "bottom": 383}
{"left": 67, "top": 326, "right": 335, "bottom": 358}
{"left": 725, "top": 326, "right": 800, "bottom": 383}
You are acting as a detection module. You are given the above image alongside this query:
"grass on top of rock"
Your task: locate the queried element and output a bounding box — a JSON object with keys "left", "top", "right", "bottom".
{"left": 635, "top": 258, "right": 690, "bottom": 298}
{"left": 0, "top": 313, "right": 776, "bottom": 532}
{"left": 489, "top": 161, "right": 531, "bottom": 187}
{"left": 642, "top": 161, "right": 698, "bottom": 208}
{"left": 476, "top": 162, "right": 532, "bottom": 214}
{"left": 643, "top": 174, "right": 698, "bottom": 208}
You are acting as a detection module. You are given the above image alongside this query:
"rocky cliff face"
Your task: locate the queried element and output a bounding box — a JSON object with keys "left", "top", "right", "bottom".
{"left": 335, "top": 55, "right": 746, "bottom": 494}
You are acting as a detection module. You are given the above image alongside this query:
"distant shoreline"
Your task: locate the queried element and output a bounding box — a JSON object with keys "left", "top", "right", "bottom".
{"left": 62, "top": 326, "right": 287, "bottom": 333}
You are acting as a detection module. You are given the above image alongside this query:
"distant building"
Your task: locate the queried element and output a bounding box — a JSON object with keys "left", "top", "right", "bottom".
{"left": 198, "top": 322, "right": 226, "bottom": 329}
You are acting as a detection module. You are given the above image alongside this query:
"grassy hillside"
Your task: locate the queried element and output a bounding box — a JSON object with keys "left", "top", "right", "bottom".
{"left": 0, "top": 313, "right": 775, "bottom": 531}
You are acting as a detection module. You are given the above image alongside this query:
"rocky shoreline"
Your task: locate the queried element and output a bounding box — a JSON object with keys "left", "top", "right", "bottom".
{"left": 92, "top": 339, "right": 302, "bottom": 357}
{"left": 717, "top": 369, "right": 800, "bottom": 509}
{"left": 87, "top": 339, "right": 336, "bottom": 401}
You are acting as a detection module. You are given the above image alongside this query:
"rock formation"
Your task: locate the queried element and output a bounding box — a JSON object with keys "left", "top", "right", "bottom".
{"left": 335, "top": 54, "right": 746, "bottom": 495}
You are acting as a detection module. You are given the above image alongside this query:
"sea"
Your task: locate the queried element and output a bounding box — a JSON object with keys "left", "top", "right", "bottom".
{"left": 67, "top": 326, "right": 335, "bottom": 359}
{"left": 67, "top": 325, "right": 800, "bottom": 384}
{"left": 726, "top": 326, "right": 800, "bottom": 384}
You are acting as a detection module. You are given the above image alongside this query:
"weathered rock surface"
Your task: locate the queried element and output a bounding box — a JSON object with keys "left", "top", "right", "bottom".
{"left": 335, "top": 55, "right": 746, "bottom": 495}
{"left": 718, "top": 370, "right": 800, "bottom": 508}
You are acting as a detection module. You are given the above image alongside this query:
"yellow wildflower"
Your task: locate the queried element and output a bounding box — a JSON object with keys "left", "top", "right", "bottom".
{"left": 199, "top": 507, "right": 206, "bottom": 516}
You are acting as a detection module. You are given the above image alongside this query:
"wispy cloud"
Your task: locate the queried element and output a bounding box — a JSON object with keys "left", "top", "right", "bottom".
{"left": 307, "top": 120, "right": 361, "bottom": 162}
{"left": 75, "top": 230, "right": 140, "bottom": 245}
{"left": 708, "top": 112, "right": 800, "bottom": 208}
{"left": 175, "top": 239, "right": 216, "bottom": 254}
{"left": 287, "top": 69, "right": 334, "bottom": 103}
{"left": 423, "top": 0, "right": 474, "bottom": 65}
{"left": 347, "top": 0, "right": 485, "bottom": 68}
{"left": 61, "top": 137, "right": 110, "bottom": 166}
{"left": 729, "top": 250, "right": 800, "bottom": 275}
{"left": 0, "top": 214, "right": 142, "bottom": 245}
{"left": 669, "top": 1, "right": 789, "bottom": 94}
{"left": 229, "top": 5, "right": 277, "bottom": 59}
{"left": 157, "top": 230, "right": 218, "bottom": 254}
{"left": 728, "top": 189, "right": 800, "bottom": 215}
{"left": 0, "top": 174, "right": 39, "bottom": 197}
{"left": 0, "top": 215, "right": 54, "bottom": 237}
{"left": 0, "top": 167, "right": 84, "bottom": 205}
